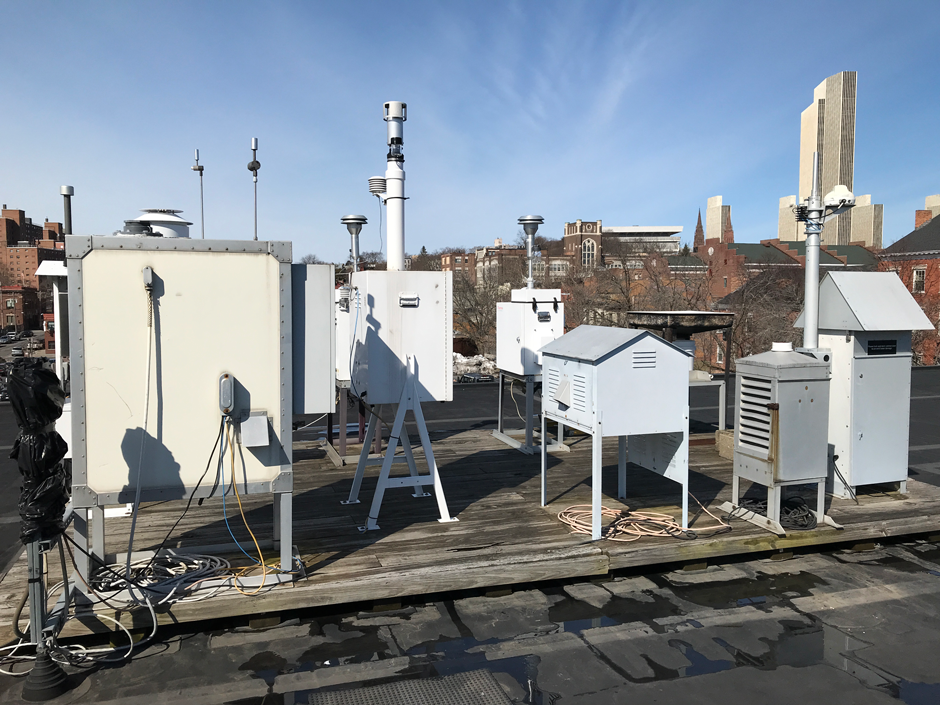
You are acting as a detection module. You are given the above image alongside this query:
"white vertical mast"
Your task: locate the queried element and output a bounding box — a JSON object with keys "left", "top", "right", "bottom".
{"left": 384, "top": 101, "right": 406, "bottom": 271}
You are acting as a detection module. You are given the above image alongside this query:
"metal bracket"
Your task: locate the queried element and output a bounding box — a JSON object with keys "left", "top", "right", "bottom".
{"left": 268, "top": 241, "right": 292, "bottom": 263}
{"left": 271, "top": 471, "right": 293, "bottom": 493}
{"left": 70, "top": 485, "right": 96, "bottom": 509}
{"left": 65, "top": 235, "right": 93, "bottom": 259}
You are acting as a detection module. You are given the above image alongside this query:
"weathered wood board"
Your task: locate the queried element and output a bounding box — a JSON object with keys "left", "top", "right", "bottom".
{"left": 3, "top": 428, "right": 939, "bottom": 640}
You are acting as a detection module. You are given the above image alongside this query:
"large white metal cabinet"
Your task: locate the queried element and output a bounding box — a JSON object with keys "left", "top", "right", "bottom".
{"left": 349, "top": 270, "right": 453, "bottom": 405}
{"left": 68, "top": 236, "right": 293, "bottom": 503}
{"left": 66, "top": 236, "right": 297, "bottom": 577}
{"left": 797, "top": 271, "right": 934, "bottom": 497}
{"left": 291, "top": 263, "right": 336, "bottom": 414}
{"left": 540, "top": 326, "right": 691, "bottom": 539}
{"left": 496, "top": 288, "right": 564, "bottom": 376}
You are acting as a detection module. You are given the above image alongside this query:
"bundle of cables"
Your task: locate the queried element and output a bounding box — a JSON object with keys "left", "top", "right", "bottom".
{"left": 558, "top": 493, "right": 731, "bottom": 542}
{"left": 1, "top": 417, "right": 300, "bottom": 678}
{"left": 727, "top": 496, "right": 818, "bottom": 531}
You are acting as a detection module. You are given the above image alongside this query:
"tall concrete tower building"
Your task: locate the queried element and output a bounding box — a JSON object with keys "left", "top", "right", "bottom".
{"left": 800, "top": 71, "right": 857, "bottom": 245}
{"left": 705, "top": 196, "right": 732, "bottom": 244}
{"left": 779, "top": 71, "right": 880, "bottom": 247}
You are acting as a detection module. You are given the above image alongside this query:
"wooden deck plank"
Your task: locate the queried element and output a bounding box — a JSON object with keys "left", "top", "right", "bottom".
{"left": 2, "top": 428, "right": 939, "bottom": 636}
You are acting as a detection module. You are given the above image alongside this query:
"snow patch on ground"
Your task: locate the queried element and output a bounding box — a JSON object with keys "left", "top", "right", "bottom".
{"left": 453, "top": 353, "right": 498, "bottom": 377}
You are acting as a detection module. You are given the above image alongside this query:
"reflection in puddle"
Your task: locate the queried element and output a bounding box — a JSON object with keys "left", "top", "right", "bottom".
{"left": 232, "top": 551, "right": 938, "bottom": 705}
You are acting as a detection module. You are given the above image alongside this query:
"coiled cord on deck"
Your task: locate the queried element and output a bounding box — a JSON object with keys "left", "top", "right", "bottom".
{"left": 728, "top": 496, "right": 818, "bottom": 531}
{"left": 558, "top": 493, "right": 731, "bottom": 542}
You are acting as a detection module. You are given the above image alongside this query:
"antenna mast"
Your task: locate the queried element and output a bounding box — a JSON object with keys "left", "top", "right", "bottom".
{"left": 248, "top": 138, "right": 261, "bottom": 241}
{"left": 191, "top": 149, "right": 205, "bottom": 239}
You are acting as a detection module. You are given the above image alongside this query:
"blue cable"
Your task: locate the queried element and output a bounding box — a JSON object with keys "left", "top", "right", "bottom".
{"left": 218, "top": 422, "right": 262, "bottom": 567}
{"left": 219, "top": 419, "right": 300, "bottom": 573}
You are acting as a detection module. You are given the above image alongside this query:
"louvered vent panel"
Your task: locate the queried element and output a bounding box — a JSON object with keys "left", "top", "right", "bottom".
{"left": 572, "top": 374, "right": 588, "bottom": 412}
{"left": 738, "top": 375, "right": 772, "bottom": 451}
{"left": 633, "top": 350, "right": 656, "bottom": 369}
{"left": 546, "top": 367, "right": 560, "bottom": 399}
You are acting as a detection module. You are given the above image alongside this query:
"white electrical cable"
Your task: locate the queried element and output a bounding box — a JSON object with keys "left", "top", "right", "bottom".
{"left": 125, "top": 286, "right": 154, "bottom": 594}
{"left": 349, "top": 288, "right": 361, "bottom": 398}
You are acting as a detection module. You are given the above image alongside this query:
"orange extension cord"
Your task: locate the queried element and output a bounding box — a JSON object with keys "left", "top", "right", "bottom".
{"left": 558, "top": 493, "right": 731, "bottom": 542}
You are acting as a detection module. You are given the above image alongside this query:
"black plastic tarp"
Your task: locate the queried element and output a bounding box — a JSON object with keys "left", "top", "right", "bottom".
{"left": 8, "top": 360, "right": 71, "bottom": 544}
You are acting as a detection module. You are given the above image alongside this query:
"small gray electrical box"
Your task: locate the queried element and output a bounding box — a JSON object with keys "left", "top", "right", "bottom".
{"left": 733, "top": 348, "right": 831, "bottom": 486}
{"left": 241, "top": 412, "right": 270, "bottom": 448}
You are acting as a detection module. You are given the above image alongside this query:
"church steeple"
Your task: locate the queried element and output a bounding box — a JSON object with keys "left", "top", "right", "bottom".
{"left": 722, "top": 213, "right": 735, "bottom": 244}
{"left": 693, "top": 209, "right": 704, "bottom": 251}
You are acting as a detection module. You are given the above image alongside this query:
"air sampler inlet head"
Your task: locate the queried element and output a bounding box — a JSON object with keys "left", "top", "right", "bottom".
{"left": 518, "top": 215, "right": 544, "bottom": 237}
{"left": 341, "top": 215, "right": 368, "bottom": 238}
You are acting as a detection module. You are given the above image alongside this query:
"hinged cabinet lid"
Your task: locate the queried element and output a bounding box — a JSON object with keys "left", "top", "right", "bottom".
{"left": 795, "top": 271, "right": 933, "bottom": 332}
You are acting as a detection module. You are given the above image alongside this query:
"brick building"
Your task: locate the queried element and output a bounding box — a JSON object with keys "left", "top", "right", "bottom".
{"left": 0, "top": 207, "right": 66, "bottom": 290}
{"left": 696, "top": 211, "right": 877, "bottom": 300}
{"left": 563, "top": 220, "right": 682, "bottom": 269}
{"left": 880, "top": 206, "right": 940, "bottom": 365}
{"left": 43, "top": 312, "right": 55, "bottom": 353}
{"left": 1, "top": 285, "right": 41, "bottom": 333}
{"left": 440, "top": 251, "right": 477, "bottom": 283}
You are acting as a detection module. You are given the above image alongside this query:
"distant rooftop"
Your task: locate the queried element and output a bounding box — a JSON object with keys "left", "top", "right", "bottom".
{"left": 602, "top": 226, "right": 683, "bottom": 236}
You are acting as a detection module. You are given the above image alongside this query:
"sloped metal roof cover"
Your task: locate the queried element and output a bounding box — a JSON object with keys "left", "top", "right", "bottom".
{"left": 736, "top": 349, "right": 829, "bottom": 370}
{"left": 541, "top": 325, "right": 677, "bottom": 362}
{"left": 794, "top": 271, "right": 933, "bottom": 331}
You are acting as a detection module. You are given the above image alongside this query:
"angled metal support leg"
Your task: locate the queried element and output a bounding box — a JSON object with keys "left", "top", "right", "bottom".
{"left": 360, "top": 358, "right": 457, "bottom": 531}
{"left": 412, "top": 377, "right": 457, "bottom": 524}
{"left": 361, "top": 392, "right": 409, "bottom": 531}
{"left": 400, "top": 426, "right": 429, "bottom": 498}
{"left": 343, "top": 412, "right": 377, "bottom": 505}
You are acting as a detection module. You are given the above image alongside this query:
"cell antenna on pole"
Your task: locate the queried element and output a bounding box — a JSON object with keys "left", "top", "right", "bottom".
{"left": 248, "top": 138, "right": 261, "bottom": 241}
{"left": 191, "top": 149, "right": 205, "bottom": 239}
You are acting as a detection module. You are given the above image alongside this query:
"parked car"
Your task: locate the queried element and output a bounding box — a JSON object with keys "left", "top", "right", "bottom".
{"left": 16, "top": 330, "right": 33, "bottom": 340}
{"left": 10, "top": 346, "right": 24, "bottom": 358}
{"left": 26, "top": 340, "right": 43, "bottom": 350}
{"left": 0, "top": 387, "right": 7, "bottom": 402}
{"left": 0, "top": 335, "right": 11, "bottom": 345}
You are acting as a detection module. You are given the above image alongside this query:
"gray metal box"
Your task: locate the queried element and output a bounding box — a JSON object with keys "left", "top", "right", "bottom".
{"left": 291, "top": 263, "right": 336, "bottom": 414}
{"left": 797, "top": 271, "right": 934, "bottom": 495}
{"left": 541, "top": 326, "right": 689, "bottom": 437}
{"left": 733, "top": 348, "right": 830, "bottom": 486}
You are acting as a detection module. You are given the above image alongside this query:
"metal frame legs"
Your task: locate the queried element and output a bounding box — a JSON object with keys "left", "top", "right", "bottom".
{"left": 345, "top": 358, "right": 457, "bottom": 531}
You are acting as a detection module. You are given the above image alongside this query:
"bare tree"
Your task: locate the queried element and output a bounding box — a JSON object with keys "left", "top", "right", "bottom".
{"left": 452, "top": 269, "right": 503, "bottom": 355}
{"left": 722, "top": 264, "right": 804, "bottom": 361}
{"left": 359, "top": 250, "right": 387, "bottom": 271}
{"left": 299, "top": 253, "right": 325, "bottom": 264}
{"left": 410, "top": 245, "right": 441, "bottom": 271}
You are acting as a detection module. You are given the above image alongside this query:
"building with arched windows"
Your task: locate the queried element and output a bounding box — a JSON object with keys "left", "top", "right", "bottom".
{"left": 563, "top": 220, "right": 682, "bottom": 269}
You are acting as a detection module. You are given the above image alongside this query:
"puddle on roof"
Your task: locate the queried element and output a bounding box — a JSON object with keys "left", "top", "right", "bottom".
{"left": 544, "top": 586, "right": 681, "bottom": 634}
{"left": 657, "top": 571, "right": 827, "bottom": 610}
{"left": 228, "top": 575, "right": 937, "bottom": 705}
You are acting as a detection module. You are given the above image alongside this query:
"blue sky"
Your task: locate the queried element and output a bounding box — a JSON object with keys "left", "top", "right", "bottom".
{"left": 2, "top": 1, "right": 937, "bottom": 262}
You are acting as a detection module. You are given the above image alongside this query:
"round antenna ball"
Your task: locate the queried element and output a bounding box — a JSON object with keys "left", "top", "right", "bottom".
{"left": 341, "top": 215, "right": 368, "bottom": 237}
